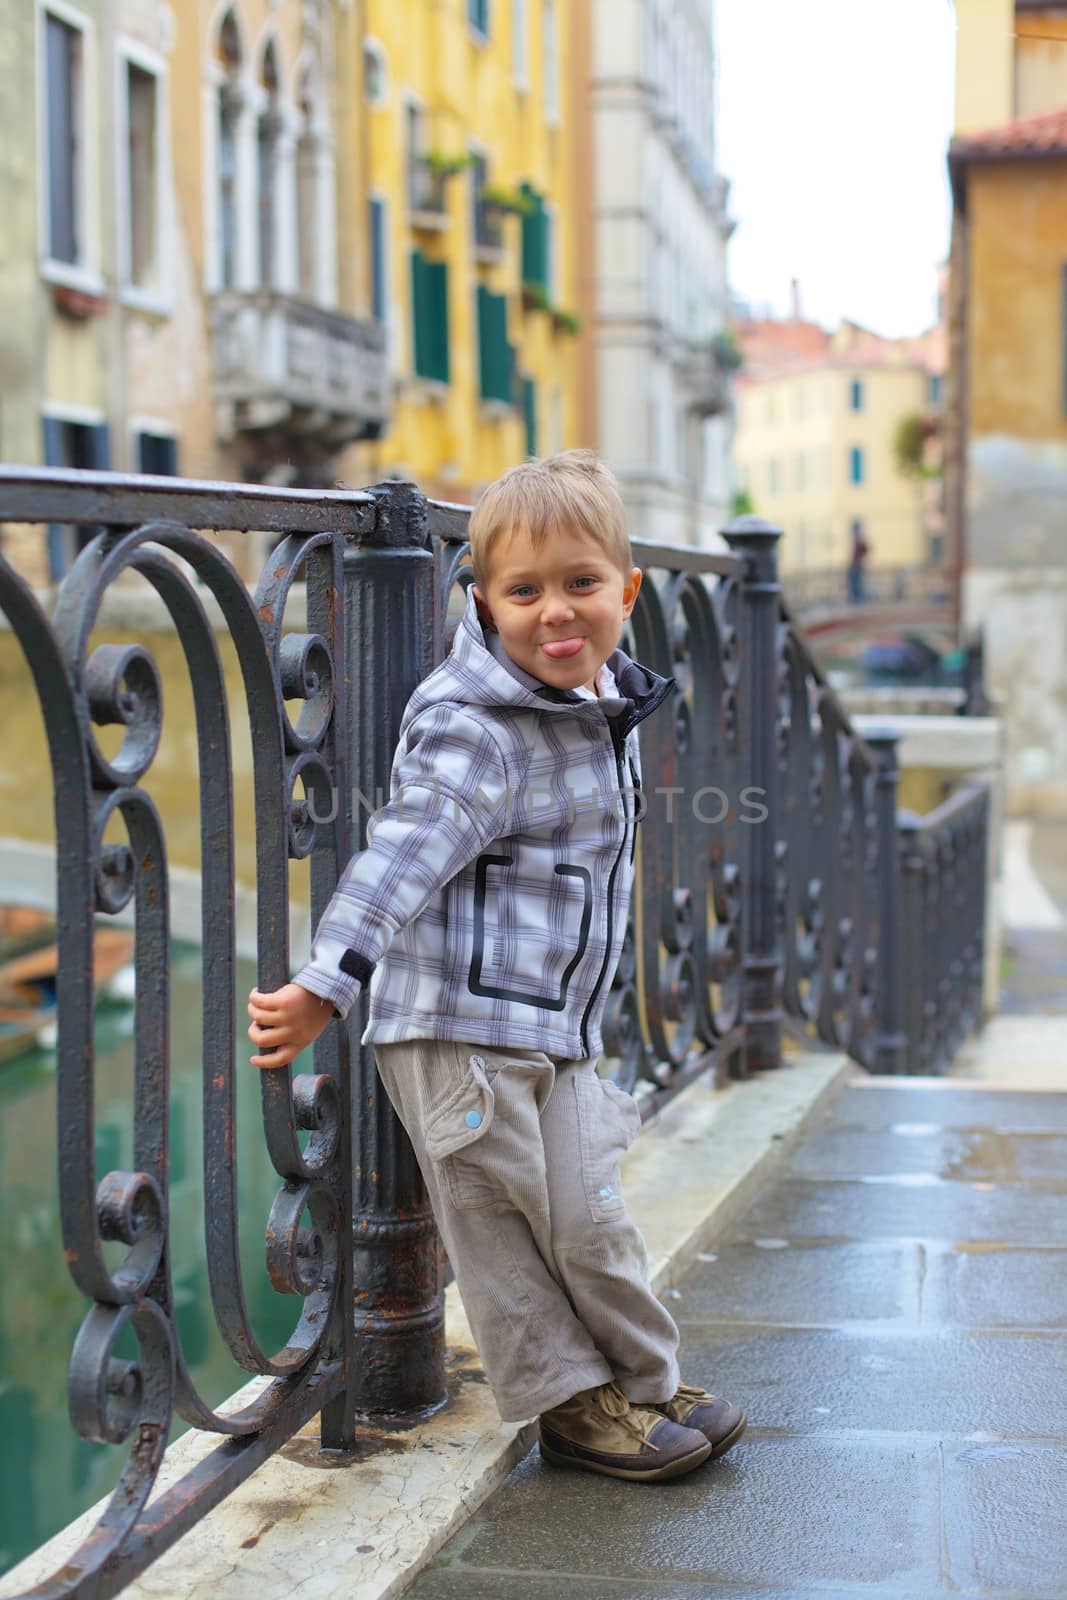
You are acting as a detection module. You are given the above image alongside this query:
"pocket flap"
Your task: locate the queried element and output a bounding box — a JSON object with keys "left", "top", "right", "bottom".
{"left": 424, "top": 1053, "right": 496, "bottom": 1161}
{"left": 599, "top": 1077, "right": 642, "bottom": 1148}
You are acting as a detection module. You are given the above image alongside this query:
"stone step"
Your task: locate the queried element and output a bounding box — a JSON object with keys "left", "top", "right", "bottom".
{"left": 952, "top": 1014, "right": 1066, "bottom": 1089}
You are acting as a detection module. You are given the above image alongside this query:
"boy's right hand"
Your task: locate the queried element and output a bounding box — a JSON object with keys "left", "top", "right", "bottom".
{"left": 247, "top": 982, "right": 336, "bottom": 1069}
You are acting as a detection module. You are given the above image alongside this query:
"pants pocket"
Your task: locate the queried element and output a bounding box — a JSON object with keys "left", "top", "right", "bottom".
{"left": 573, "top": 1072, "right": 642, "bottom": 1223}
{"left": 425, "top": 1050, "right": 502, "bottom": 1211}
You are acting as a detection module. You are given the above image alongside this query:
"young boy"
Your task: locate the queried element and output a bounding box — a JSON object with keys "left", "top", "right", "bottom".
{"left": 247, "top": 451, "right": 746, "bottom": 1482}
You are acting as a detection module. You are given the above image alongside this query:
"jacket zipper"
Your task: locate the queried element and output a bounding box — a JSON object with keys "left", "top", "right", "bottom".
{"left": 578, "top": 719, "right": 633, "bottom": 1058}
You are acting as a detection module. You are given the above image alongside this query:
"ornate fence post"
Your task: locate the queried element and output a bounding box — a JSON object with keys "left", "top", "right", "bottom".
{"left": 342, "top": 481, "right": 446, "bottom": 1416}
{"left": 897, "top": 810, "right": 926, "bottom": 1074}
{"left": 723, "top": 516, "right": 784, "bottom": 1072}
{"left": 865, "top": 729, "right": 907, "bottom": 1074}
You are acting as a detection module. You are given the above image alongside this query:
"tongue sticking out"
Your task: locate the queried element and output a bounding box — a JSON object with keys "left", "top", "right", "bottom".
{"left": 542, "top": 638, "right": 585, "bottom": 659}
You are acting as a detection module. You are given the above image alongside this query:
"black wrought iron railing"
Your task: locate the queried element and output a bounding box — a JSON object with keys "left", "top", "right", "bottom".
{"left": 0, "top": 468, "right": 989, "bottom": 1598}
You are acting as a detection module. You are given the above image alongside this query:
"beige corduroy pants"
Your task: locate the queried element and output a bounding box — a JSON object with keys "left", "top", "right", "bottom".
{"left": 372, "top": 1038, "right": 681, "bottom": 1423}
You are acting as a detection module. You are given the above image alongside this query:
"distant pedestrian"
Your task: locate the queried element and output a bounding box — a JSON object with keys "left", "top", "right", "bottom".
{"left": 247, "top": 451, "right": 746, "bottom": 1483}
{"left": 847, "top": 522, "right": 869, "bottom": 603}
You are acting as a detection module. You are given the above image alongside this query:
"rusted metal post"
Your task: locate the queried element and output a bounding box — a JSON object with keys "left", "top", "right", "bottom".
{"left": 865, "top": 730, "right": 907, "bottom": 1074}
{"left": 723, "top": 516, "right": 784, "bottom": 1071}
{"left": 343, "top": 482, "right": 446, "bottom": 1415}
{"left": 897, "top": 810, "right": 927, "bottom": 1074}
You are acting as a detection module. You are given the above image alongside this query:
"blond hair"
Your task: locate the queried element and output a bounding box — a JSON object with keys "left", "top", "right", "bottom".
{"left": 468, "top": 450, "right": 632, "bottom": 591}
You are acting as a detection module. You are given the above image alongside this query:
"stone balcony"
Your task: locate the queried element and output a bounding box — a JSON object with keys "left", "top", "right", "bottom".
{"left": 212, "top": 291, "right": 389, "bottom": 451}
{"left": 678, "top": 331, "right": 739, "bottom": 418}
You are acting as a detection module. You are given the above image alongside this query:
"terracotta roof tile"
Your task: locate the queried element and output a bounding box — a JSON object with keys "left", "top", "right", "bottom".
{"left": 951, "top": 106, "right": 1067, "bottom": 163}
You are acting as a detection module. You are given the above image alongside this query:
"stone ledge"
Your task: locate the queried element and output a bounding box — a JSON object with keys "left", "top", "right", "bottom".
{"left": 0, "top": 1052, "right": 852, "bottom": 1600}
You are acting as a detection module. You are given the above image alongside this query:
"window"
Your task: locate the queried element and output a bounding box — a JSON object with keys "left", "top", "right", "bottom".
{"left": 294, "top": 56, "right": 338, "bottom": 307}
{"left": 513, "top": 0, "right": 527, "bottom": 86}
{"left": 477, "top": 284, "right": 514, "bottom": 403}
{"left": 369, "top": 196, "right": 388, "bottom": 324}
{"left": 41, "top": 412, "right": 110, "bottom": 580}
{"left": 217, "top": 11, "right": 242, "bottom": 290}
{"left": 468, "top": 0, "right": 490, "bottom": 38}
{"left": 523, "top": 375, "right": 537, "bottom": 455}
{"left": 543, "top": 0, "right": 558, "bottom": 124}
{"left": 850, "top": 377, "right": 864, "bottom": 412}
{"left": 122, "top": 55, "right": 162, "bottom": 294}
{"left": 137, "top": 430, "right": 179, "bottom": 475}
{"left": 470, "top": 151, "right": 499, "bottom": 251}
{"left": 43, "top": 9, "right": 85, "bottom": 268}
{"left": 520, "top": 184, "right": 548, "bottom": 289}
{"left": 405, "top": 101, "right": 438, "bottom": 214}
{"left": 928, "top": 372, "right": 943, "bottom": 407}
{"left": 364, "top": 39, "right": 387, "bottom": 106}
{"left": 257, "top": 42, "right": 280, "bottom": 288}
{"left": 411, "top": 249, "right": 449, "bottom": 382}
{"left": 850, "top": 446, "right": 865, "bottom": 485}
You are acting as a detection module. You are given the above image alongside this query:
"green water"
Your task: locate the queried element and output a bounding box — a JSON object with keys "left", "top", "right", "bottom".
{"left": 0, "top": 941, "right": 311, "bottom": 1579}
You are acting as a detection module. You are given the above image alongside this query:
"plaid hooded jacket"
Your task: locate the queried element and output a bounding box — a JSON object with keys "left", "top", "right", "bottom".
{"left": 294, "top": 582, "right": 677, "bottom": 1060}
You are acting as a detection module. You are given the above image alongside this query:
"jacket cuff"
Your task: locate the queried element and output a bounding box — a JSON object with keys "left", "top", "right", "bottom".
{"left": 292, "top": 964, "right": 361, "bottom": 1021}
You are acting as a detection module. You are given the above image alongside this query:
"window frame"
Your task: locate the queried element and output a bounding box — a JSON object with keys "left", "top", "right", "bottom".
{"left": 41, "top": 403, "right": 110, "bottom": 580}
{"left": 37, "top": 0, "right": 103, "bottom": 294}
{"left": 131, "top": 419, "right": 180, "bottom": 476}
{"left": 116, "top": 34, "right": 173, "bottom": 313}
{"left": 543, "top": 0, "right": 559, "bottom": 126}
{"left": 512, "top": 0, "right": 528, "bottom": 89}
{"left": 363, "top": 37, "right": 389, "bottom": 107}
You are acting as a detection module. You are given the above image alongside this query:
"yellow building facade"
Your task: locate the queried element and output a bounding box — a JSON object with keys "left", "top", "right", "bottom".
{"left": 732, "top": 325, "right": 931, "bottom": 578}
{"left": 948, "top": 0, "right": 1067, "bottom": 810}
{"left": 358, "top": 0, "right": 580, "bottom": 500}
{"left": 0, "top": 0, "right": 581, "bottom": 588}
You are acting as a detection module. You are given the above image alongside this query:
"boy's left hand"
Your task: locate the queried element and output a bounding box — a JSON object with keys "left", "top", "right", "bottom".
{"left": 247, "top": 982, "right": 335, "bottom": 1068}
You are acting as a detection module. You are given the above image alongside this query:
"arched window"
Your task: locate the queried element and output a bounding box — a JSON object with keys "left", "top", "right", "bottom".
{"left": 296, "top": 63, "right": 316, "bottom": 301}
{"left": 217, "top": 10, "right": 242, "bottom": 289}
{"left": 257, "top": 40, "right": 280, "bottom": 287}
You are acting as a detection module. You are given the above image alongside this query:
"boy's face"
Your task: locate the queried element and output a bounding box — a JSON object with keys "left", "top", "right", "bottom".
{"left": 472, "top": 524, "right": 642, "bottom": 694}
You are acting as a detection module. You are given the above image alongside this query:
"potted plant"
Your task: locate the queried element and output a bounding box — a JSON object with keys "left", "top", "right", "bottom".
{"left": 423, "top": 150, "right": 475, "bottom": 181}
{"left": 550, "top": 307, "right": 581, "bottom": 336}
{"left": 479, "top": 184, "right": 535, "bottom": 216}
{"left": 521, "top": 282, "right": 551, "bottom": 313}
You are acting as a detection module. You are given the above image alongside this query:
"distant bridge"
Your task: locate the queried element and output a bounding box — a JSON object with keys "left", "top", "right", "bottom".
{"left": 783, "top": 565, "right": 958, "bottom": 644}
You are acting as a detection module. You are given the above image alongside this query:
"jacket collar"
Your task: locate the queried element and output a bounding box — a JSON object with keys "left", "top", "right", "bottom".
{"left": 449, "top": 581, "right": 677, "bottom": 733}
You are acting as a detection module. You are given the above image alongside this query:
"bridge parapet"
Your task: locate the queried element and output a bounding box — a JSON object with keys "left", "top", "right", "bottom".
{"left": 0, "top": 475, "right": 988, "bottom": 1597}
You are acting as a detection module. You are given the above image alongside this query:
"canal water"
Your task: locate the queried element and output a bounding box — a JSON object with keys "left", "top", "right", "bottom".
{"left": 0, "top": 940, "right": 307, "bottom": 1579}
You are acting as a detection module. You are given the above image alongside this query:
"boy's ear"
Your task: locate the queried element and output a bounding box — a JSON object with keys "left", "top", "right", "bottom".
{"left": 471, "top": 585, "right": 497, "bottom": 630}
{"left": 621, "top": 567, "right": 642, "bottom": 618}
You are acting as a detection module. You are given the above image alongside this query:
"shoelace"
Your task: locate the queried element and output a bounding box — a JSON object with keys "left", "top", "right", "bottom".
{"left": 590, "top": 1382, "right": 662, "bottom": 1453}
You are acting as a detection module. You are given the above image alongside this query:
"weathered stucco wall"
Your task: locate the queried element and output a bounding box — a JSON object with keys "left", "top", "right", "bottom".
{"left": 963, "top": 158, "right": 1067, "bottom": 814}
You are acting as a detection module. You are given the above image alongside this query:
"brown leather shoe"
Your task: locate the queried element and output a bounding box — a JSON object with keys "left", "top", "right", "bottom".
{"left": 650, "top": 1382, "right": 747, "bottom": 1458}
{"left": 539, "top": 1381, "right": 712, "bottom": 1482}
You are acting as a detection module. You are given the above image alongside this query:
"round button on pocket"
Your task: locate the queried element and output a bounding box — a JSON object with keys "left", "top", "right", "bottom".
{"left": 465, "top": 1109, "right": 483, "bottom": 1129}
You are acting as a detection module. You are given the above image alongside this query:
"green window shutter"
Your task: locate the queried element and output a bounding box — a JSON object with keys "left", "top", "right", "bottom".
{"left": 427, "top": 258, "right": 449, "bottom": 383}
{"left": 520, "top": 184, "right": 547, "bottom": 290}
{"left": 478, "top": 285, "right": 511, "bottom": 402}
{"left": 523, "top": 376, "right": 537, "bottom": 456}
{"left": 412, "top": 250, "right": 450, "bottom": 382}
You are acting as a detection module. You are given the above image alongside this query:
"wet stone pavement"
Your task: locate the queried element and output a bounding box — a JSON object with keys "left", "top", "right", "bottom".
{"left": 407, "top": 1077, "right": 1067, "bottom": 1600}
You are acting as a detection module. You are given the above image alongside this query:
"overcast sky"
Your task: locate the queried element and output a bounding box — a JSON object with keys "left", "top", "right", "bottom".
{"left": 716, "top": 0, "right": 957, "bottom": 337}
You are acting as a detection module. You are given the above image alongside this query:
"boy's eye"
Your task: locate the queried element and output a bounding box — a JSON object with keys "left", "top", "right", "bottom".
{"left": 509, "top": 577, "right": 598, "bottom": 598}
